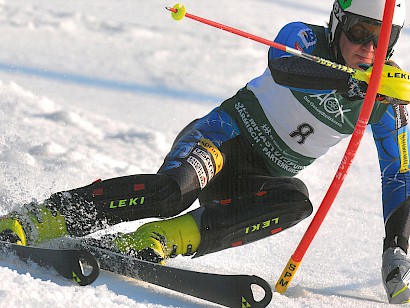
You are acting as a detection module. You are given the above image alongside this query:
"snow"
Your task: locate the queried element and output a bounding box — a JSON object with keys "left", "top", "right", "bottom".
{"left": 0, "top": 0, "right": 409, "bottom": 307}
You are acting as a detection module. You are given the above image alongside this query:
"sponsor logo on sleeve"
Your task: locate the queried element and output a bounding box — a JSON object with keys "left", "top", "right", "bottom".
{"left": 198, "top": 138, "right": 223, "bottom": 174}
{"left": 187, "top": 155, "right": 208, "bottom": 189}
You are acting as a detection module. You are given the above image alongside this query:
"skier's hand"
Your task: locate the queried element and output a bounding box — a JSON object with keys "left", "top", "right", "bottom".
{"left": 352, "top": 60, "right": 410, "bottom": 103}
{"left": 344, "top": 75, "right": 368, "bottom": 100}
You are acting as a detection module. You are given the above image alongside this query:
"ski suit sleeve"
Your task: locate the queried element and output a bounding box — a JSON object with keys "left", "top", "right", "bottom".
{"left": 268, "top": 22, "right": 316, "bottom": 59}
{"left": 267, "top": 22, "right": 353, "bottom": 95}
{"left": 371, "top": 104, "right": 410, "bottom": 251}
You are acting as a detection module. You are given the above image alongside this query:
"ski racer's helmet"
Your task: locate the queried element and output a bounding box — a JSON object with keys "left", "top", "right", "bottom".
{"left": 328, "top": 0, "right": 406, "bottom": 62}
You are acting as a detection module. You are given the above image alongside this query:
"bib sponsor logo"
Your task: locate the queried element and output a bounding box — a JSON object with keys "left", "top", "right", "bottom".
{"left": 235, "top": 101, "right": 306, "bottom": 174}
{"left": 304, "top": 92, "right": 352, "bottom": 126}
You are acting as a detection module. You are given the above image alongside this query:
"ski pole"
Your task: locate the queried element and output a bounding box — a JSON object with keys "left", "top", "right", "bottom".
{"left": 165, "top": 4, "right": 354, "bottom": 74}
{"left": 165, "top": 3, "right": 410, "bottom": 101}
{"left": 275, "top": 0, "right": 396, "bottom": 293}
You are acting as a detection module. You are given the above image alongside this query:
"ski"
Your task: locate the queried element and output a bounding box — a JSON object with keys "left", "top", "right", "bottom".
{"left": 60, "top": 239, "right": 273, "bottom": 307}
{"left": 0, "top": 240, "right": 99, "bottom": 286}
{"left": 0, "top": 237, "right": 273, "bottom": 306}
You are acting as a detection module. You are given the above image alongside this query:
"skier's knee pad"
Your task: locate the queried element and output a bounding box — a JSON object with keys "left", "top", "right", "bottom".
{"left": 261, "top": 177, "right": 310, "bottom": 198}
{"left": 45, "top": 174, "right": 183, "bottom": 237}
{"left": 194, "top": 177, "right": 313, "bottom": 257}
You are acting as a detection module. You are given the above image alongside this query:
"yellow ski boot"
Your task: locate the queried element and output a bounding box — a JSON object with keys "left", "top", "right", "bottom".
{"left": 113, "top": 213, "right": 201, "bottom": 264}
{"left": 0, "top": 204, "right": 68, "bottom": 246}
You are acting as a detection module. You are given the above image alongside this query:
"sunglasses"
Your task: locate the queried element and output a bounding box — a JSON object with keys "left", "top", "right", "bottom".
{"left": 342, "top": 13, "right": 401, "bottom": 50}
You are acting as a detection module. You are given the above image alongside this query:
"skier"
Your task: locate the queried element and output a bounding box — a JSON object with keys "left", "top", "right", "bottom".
{"left": 0, "top": 0, "right": 409, "bottom": 303}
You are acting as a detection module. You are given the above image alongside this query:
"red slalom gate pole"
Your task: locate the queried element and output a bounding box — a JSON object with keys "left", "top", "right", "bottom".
{"left": 275, "top": 0, "right": 396, "bottom": 293}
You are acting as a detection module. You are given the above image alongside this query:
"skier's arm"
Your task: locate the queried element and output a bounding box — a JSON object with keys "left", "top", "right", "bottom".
{"left": 268, "top": 23, "right": 408, "bottom": 102}
{"left": 370, "top": 104, "right": 410, "bottom": 252}
{"left": 269, "top": 56, "right": 353, "bottom": 93}
{"left": 267, "top": 22, "right": 361, "bottom": 97}
{"left": 267, "top": 22, "right": 344, "bottom": 93}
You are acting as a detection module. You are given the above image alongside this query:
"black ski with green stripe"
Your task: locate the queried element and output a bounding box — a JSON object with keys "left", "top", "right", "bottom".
{"left": 0, "top": 239, "right": 99, "bottom": 285}
{"left": 74, "top": 242, "right": 273, "bottom": 307}
{"left": 0, "top": 238, "right": 272, "bottom": 307}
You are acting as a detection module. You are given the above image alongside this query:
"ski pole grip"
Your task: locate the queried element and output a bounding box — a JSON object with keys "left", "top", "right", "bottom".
{"left": 275, "top": 256, "right": 301, "bottom": 293}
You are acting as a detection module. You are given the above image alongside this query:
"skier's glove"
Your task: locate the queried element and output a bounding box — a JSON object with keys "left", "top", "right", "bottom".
{"left": 344, "top": 75, "right": 368, "bottom": 100}
{"left": 350, "top": 60, "right": 410, "bottom": 104}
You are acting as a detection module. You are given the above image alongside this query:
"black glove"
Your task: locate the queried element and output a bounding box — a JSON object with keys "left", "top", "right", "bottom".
{"left": 344, "top": 75, "right": 368, "bottom": 100}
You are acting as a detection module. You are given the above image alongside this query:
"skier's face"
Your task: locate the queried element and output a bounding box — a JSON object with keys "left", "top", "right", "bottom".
{"left": 339, "top": 31, "right": 376, "bottom": 70}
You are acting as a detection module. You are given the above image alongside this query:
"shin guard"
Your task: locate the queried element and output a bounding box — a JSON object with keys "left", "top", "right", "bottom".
{"left": 44, "top": 174, "right": 184, "bottom": 237}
